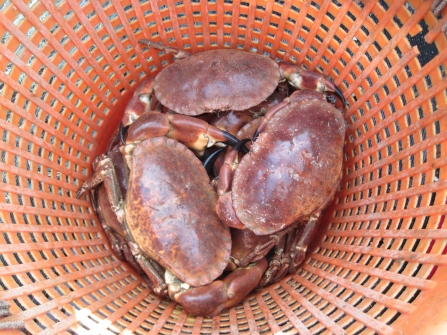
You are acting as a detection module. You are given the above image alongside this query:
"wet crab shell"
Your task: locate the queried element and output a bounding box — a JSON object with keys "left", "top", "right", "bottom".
{"left": 233, "top": 97, "right": 345, "bottom": 235}
{"left": 154, "top": 49, "right": 280, "bottom": 115}
{"left": 125, "top": 137, "right": 231, "bottom": 287}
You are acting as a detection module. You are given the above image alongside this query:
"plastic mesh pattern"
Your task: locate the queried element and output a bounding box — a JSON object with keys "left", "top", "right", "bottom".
{"left": 1, "top": 0, "right": 447, "bottom": 334}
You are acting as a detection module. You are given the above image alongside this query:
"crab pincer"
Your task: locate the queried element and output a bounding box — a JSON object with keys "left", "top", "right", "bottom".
{"left": 166, "top": 258, "right": 268, "bottom": 317}
{"left": 123, "top": 111, "right": 240, "bottom": 156}
{"left": 278, "top": 62, "right": 346, "bottom": 106}
{"left": 121, "top": 76, "right": 158, "bottom": 128}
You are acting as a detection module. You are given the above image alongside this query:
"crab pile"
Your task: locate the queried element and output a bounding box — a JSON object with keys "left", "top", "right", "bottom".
{"left": 76, "top": 40, "right": 346, "bottom": 317}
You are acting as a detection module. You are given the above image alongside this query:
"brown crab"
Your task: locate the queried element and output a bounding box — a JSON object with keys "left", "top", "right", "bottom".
{"left": 78, "top": 137, "right": 232, "bottom": 295}
{"left": 77, "top": 106, "right": 246, "bottom": 289}
{"left": 125, "top": 137, "right": 231, "bottom": 287}
{"left": 78, "top": 113, "right": 283, "bottom": 315}
{"left": 206, "top": 111, "right": 324, "bottom": 286}
{"left": 121, "top": 39, "right": 345, "bottom": 130}
{"left": 216, "top": 90, "right": 345, "bottom": 279}
{"left": 79, "top": 135, "right": 168, "bottom": 294}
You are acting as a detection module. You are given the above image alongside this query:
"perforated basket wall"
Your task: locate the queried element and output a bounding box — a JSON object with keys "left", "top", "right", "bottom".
{"left": 1, "top": 0, "right": 447, "bottom": 334}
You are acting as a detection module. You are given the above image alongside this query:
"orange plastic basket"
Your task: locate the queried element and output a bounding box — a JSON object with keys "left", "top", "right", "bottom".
{"left": 1, "top": 0, "right": 447, "bottom": 334}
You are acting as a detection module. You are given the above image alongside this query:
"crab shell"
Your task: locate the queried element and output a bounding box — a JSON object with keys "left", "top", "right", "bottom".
{"left": 125, "top": 137, "right": 231, "bottom": 287}
{"left": 154, "top": 49, "right": 280, "bottom": 115}
{"left": 232, "top": 92, "right": 346, "bottom": 235}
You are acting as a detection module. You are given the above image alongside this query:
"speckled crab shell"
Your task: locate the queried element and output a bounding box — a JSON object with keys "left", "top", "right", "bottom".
{"left": 125, "top": 137, "right": 231, "bottom": 287}
{"left": 154, "top": 49, "right": 280, "bottom": 115}
{"left": 232, "top": 93, "right": 346, "bottom": 235}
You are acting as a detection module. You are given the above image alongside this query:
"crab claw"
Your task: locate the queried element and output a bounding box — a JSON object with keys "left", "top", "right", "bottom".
{"left": 119, "top": 122, "right": 127, "bottom": 145}
{"left": 75, "top": 154, "right": 111, "bottom": 198}
{"left": 124, "top": 111, "right": 244, "bottom": 156}
{"left": 122, "top": 76, "right": 156, "bottom": 127}
{"left": 216, "top": 139, "right": 251, "bottom": 229}
{"left": 167, "top": 258, "right": 268, "bottom": 317}
{"left": 203, "top": 147, "right": 226, "bottom": 176}
{"left": 279, "top": 62, "right": 346, "bottom": 107}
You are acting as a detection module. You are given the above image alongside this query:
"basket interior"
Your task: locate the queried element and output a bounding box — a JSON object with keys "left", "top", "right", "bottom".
{"left": 1, "top": 0, "right": 447, "bottom": 334}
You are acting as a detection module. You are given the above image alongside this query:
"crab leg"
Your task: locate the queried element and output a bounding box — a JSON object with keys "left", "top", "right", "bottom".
{"left": 252, "top": 100, "right": 289, "bottom": 140}
{"left": 281, "top": 225, "right": 304, "bottom": 276}
{"left": 236, "top": 221, "right": 299, "bottom": 268}
{"left": 258, "top": 235, "right": 287, "bottom": 287}
{"left": 76, "top": 155, "right": 115, "bottom": 198}
{"left": 122, "top": 241, "right": 145, "bottom": 274}
{"left": 122, "top": 76, "right": 157, "bottom": 127}
{"left": 271, "top": 228, "right": 300, "bottom": 282}
{"left": 167, "top": 258, "right": 268, "bottom": 317}
{"left": 90, "top": 188, "right": 149, "bottom": 278}
{"left": 89, "top": 189, "right": 101, "bottom": 216}
{"left": 81, "top": 163, "right": 149, "bottom": 275}
{"left": 118, "top": 210, "right": 168, "bottom": 297}
{"left": 149, "top": 258, "right": 166, "bottom": 279}
{"left": 77, "top": 149, "right": 128, "bottom": 252}
{"left": 128, "top": 241, "right": 168, "bottom": 297}
{"left": 203, "top": 147, "right": 226, "bottom": 177}
{"left": 139, "top": 39, "right": 192, "bottom": 60}
{"left": 89, "top": 189, "right": 125, "bottom": 260}
{"left": 279, "top": 62, "right": 346, "bottom": 106}
{"left": 277, "top": 81, "right": 289, "bottom": 101}
{"left": 288, "top": 213, "right": 320, "bottom": 274}
{"left": 76, "top": 155, "right": 125, "bottom": 220}
{"left": 259, "top": 215, "right": 320, "bottom": 287}
{"left": 125, "top": 111, "right": 241, "bottom": 155}
{"left": 103, "top": 226, "right": 125, "bottom": 260}
{"left": 216, "top": 140, "right": 251, "bottom": 229}
{"left": 107, "top": 131, "right": 122, "bottom": 152}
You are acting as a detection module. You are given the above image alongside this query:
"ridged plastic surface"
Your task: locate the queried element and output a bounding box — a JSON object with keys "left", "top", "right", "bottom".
{"left": 1, "top": 0, "right": 447, "bottom": 334}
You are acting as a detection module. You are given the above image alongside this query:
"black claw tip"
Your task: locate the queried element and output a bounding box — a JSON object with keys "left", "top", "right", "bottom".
{"left": 222, "top": 131, "right": 248, "bottom": 154}
{"left": 222, "top": 131, "right": 239, "bottom": 146}
{"left": 334, "top": 86, "right": 347, "bottom": 107}
{"left": 203, "top": 147, "right": 226, "bottom": 176}
{"left": 232, "top": 138, "right": 251, "bottom": 155}
{"left": 253, "top": 128, "right": 260, "bottom": 142}
{"left": 119, "top": 122, "right": 127, "bottom": 145}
